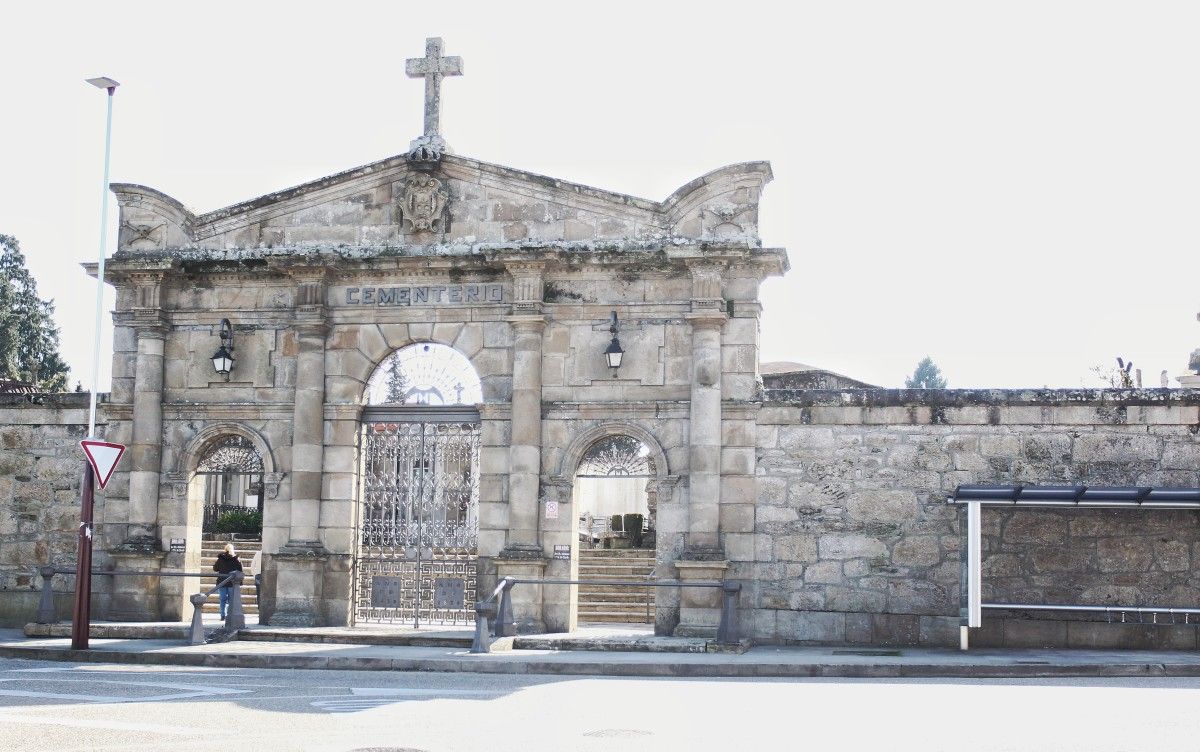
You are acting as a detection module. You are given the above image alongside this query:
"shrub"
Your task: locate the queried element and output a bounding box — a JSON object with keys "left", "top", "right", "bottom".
{"left": 623, "top": 513, "right": 644, "bottom": 547}
{"left": 212, "top": 509, "right": 263, "bottom": 536}
{"left": 610, "top": 514, "right": 623, "bottom": 532}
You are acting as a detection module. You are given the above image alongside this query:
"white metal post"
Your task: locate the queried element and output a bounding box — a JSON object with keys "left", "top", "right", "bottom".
{"left": 86, "top": 80, "right": 117, "bottom": 439}
{"left": 967, "top": 500, "right": 982, "bottom": 628}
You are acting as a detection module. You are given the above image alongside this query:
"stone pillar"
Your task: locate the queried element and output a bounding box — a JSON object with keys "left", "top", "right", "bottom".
{"left": 271, "top": 267, "right": 330, "bottom": 626}
{"left": 109, "top": 273, "right": 170, "bottom": 621}
{"left": 503, "top": 315, "right": 545, "bottom": 550}
{"left": 127, "top": 302, "right": 167, "bottom": 542}
{"left": 495, "top": 261, "right": 548, "bottom": 632}
{"left": 685, "top": 312, "right": 726, "bottom": 555}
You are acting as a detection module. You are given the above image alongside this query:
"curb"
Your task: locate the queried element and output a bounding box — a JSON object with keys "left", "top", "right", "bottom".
{"left": 0, "top": 644, "right": 1197, "bottom": 678}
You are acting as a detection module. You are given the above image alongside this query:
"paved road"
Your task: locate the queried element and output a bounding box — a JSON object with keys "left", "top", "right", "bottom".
{"left": 1, "top": 657, "right": 1198, "bottom": 751}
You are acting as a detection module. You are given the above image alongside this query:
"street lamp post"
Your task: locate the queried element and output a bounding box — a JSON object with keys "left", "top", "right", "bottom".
{"left": 73, "top": 76, "right": 119, "bottom": 651}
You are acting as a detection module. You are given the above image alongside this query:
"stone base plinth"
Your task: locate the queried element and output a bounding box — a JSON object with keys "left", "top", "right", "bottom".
{"left": 673, "top": 559, "right": 728, "bottom": 638}
{"left": 265, "top": 541, "right": 329, "bottom": 627}
{"left": 495, "top": 550, "right": 547, "bottom": 634}
{"left": 107, "top": 545, "right": 167, "bottom": 622}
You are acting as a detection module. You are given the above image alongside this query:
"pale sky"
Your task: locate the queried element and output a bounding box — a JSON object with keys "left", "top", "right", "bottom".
{"left": 1, "top": 1, "right": 1195, "bottom": 391}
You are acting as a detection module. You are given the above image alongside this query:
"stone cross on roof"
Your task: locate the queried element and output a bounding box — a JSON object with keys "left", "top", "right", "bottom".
{"left": 405, "top": 37, "right": 463, "bottom": 165}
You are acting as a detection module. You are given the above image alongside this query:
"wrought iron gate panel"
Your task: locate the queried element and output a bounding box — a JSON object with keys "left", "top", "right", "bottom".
{"left": 356, "top": 420, "right": 480, "bottom": 625}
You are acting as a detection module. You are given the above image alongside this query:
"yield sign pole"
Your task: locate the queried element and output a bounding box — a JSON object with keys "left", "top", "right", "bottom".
{"left": 72, "top": 440, "right": 124, "bottom": 650}
{"left": 71, "top": 463, "right": 95, "bottom": 650}
{"left": 75, "top": 77, "right": 119, "bottom": 650}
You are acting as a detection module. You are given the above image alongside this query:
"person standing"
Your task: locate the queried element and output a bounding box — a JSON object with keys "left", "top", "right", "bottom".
{"left": 212, "top": 543, "right": 243, "bottom": 621}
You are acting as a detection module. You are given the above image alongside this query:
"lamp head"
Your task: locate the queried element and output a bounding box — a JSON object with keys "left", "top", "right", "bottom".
{"left": 85, "top": 77, "right": 120, "bottom": 93}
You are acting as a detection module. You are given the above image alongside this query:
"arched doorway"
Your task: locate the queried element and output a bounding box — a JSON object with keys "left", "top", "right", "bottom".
{"left": 196, "top": 435, "right": 265, "bottom": 537}
{"left": 574, "top": 434, "right": 658, "bottom": 625}
{"left": 354, "top": 343, "right": 483, "bottom": 627}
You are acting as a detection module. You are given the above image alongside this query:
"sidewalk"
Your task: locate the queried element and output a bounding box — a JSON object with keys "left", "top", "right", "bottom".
{"left": 4, "top": 627, "right": 1200, "bottom": 677}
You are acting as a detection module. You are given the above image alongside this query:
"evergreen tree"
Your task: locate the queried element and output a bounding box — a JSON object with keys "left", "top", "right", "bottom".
{"left": 904, "top": 356, "right": 948, "bottom": 389}
{"left": 0, "top": 234, "right": 70, "bottom": 391}
{"left": 385, "top": 357, "right": 410, "bottom": 403}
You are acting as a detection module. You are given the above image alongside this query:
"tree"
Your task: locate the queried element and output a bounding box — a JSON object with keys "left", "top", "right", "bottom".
{"left": 905, "top": 357, "right": 948, "bottom": 389}
{"left": 0, "top": 234, "right": 70, "bottom": 391}
{"left": 384, "top": 356, "right": 410, "bottom": 403}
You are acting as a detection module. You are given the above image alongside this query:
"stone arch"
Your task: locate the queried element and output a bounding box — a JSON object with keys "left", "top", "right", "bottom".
{"left": 554, "top": 422, "right": 670, "bottom": 483}
{"left": 322, "top": 321, "right": 506, "bottom": 406}
{"left": 362, "top": 341, "right": 483, "bottom": 407}
{"left": 181, "top": 421, "right": 276, "bottom": 475}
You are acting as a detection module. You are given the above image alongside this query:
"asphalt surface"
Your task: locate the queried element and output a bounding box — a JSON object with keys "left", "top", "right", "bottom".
{"left": 2, "top": 657, "right": 1200, "bottom": 751}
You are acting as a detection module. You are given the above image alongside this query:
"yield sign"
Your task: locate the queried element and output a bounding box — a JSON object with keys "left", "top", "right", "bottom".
{"left": 80, "top": 440, "right": 126, "bottom": 489}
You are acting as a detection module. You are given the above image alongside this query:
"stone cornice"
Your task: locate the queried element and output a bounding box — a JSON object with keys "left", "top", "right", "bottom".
{"left": 542, "top": 400, "right": 691, "bottom": 419}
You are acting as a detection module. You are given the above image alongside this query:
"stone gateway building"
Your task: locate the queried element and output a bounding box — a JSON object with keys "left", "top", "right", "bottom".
{"left": 2, "top": 39, "right": 1199, "bottom": 649}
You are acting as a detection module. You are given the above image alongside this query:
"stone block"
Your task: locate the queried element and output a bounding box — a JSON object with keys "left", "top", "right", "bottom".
{"left": 777, "top": 610, "right": 845, "bottom": 643}
{"left": 820, "top": 533, "right": 886, "bottom": 560}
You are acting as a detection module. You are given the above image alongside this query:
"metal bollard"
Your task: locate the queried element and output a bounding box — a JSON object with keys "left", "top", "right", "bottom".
{"left": 225, "top": 571, "right": 246, "bottom": 631}
{"left": 35, "top": 566, "right": 58, "bottom": 625}
{"left": 188, "top": 593, "right": 208, "bottom": 645}
{"left": 494, "top": 578, "right": 515, "bottom": 637}
{"left": 715, "top": 580, "right": 741, "bottom": 645}
{"left": 470, "top": 601, "right": 493, "bottom": 654}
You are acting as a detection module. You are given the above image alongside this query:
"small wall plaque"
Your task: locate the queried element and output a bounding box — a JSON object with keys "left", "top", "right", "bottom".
{"left": 544, "top": 500, "right": 559, "bottom": 519}
{"left": 433, "top": 578, "right": 465, "bottom": 610}
{"left": 169, "top": 538, "right": 186, "bottom": 553}
{"left": 553, "top": 544, "right": 570, "bottom": 561}
{"left": 371, "top": 576, "right": 404, "bottom": 608}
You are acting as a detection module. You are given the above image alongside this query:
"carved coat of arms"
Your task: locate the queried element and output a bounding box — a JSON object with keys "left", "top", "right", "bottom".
{"left": 400, "top": 174, "right": 449, "bottom": 233}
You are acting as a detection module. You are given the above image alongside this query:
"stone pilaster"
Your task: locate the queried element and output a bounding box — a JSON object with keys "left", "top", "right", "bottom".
{"left": 126, "top": 271, "right": 168, "bottom": 550}
{"left": 501, "top": 261, "right": 545, "bottom": 556}
{"left": 271, "top": 267, "right": 331, "bottom": 626}
{"left": 538, "top": 477, "right": 576, "bottom": 633}
{"left": 685, "top": 312, "right": 726, "bottom": 555}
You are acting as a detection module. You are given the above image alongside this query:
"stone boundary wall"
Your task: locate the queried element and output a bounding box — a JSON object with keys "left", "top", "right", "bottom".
{"left": 749, "top": 388, "right": 1200, "bottom": 649}
{"left": 0, "top": 394, "right": 107, "bottom": 626}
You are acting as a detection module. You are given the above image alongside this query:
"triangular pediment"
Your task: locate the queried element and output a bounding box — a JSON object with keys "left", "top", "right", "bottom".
{"left": 111, "top": 153, "right": 772, "bottom": 255}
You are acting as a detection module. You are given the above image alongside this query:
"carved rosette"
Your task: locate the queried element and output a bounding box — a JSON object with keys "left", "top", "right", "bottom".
{"left": 400, "top": 174, "right": 449, "bottom": 233}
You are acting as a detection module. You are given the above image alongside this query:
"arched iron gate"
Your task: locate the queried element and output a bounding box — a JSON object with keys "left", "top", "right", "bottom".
{"left": 354, "top": 406, "right": 481, "bottom": 627}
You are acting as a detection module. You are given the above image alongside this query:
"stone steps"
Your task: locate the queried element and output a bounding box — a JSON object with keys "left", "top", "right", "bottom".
{"left": 578, "top": 549, "right": 655, "bottom": 624}
{"left": 198, "top": 540, "right": 261, "bottom": 614}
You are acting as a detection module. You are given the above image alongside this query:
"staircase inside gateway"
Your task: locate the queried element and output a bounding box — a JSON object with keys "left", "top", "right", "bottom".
{"left": 578, "top": 548, "right": 656, "bottom": 624}
{"left": 200, "top": 540, "right": 260, "bottom": 619}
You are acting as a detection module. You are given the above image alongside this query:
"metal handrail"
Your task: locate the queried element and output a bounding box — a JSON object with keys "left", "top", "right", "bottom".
{"left": 983, "top": 602, "right": 1200, "bottom": 625}
{"left": 35, "top": 564, "right": 247, "bottom": 644}
{"left": 470, "top": 576, "right": 741, "bottom": 654}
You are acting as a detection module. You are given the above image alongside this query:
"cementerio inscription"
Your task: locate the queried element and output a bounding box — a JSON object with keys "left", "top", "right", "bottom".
{"left": 342, "top": 284, "right": 506, "bottom": 306}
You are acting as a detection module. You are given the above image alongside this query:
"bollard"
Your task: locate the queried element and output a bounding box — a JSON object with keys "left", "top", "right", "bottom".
{"left": 225, "top": 571, "right": 246, "bottom": 631}
{"left": 188, "top": 593, "right": 208, "bottom": 645}
{"left": 35, "top": 566, "right": 58, "bottom": 625}
{"left": 470, "top": 601, "right": 493, "bottom": 654}
{"left": 494, "top": 578, "right": 515, "bottom": 637}
{"left": 716, "top": 580, "right": 741, "bottom": 645}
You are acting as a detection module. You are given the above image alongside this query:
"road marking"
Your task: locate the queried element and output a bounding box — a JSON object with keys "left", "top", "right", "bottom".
{"left": 310, "top": 686, "right": 504, "bottom": 713}
{"left": 0, "top": 677, "right": 252, "bottom": 703}
{"left": 0, "top": 712, "right": 205, "bottom": 736}
{"left": 351, "top": 687, "right": 502, "bottom": 697}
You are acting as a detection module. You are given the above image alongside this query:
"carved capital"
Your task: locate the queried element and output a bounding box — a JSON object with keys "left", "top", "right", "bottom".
{"left": 685, "top": 310, "right": 727, "bottom": 331}
{"left": 130, "top": 309, "right": 169, "bottom": 338}
{"left": 506, "top": 314, "right": 546, "bottom": 335}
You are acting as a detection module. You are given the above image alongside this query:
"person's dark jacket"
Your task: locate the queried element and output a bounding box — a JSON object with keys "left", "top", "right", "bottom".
{"left": 213, "top": 552, "right": 243, "bottom": 587}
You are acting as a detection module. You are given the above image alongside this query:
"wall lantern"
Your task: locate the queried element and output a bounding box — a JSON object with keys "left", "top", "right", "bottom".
{"left": 604, "top": 311, "right": 624, "bottom": 375}
{"left": 211, "top": 318, "right": 235, "bottom": 380}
